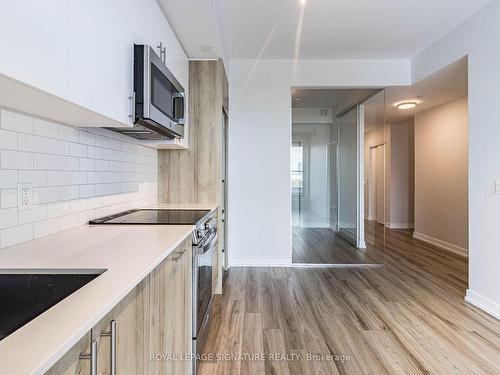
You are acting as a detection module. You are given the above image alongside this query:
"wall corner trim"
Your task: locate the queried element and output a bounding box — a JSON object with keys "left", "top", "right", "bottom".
{"left": 465, "top": 290, "right": 500, "bottom": 320}
{"left": 412, "top": 231, "right": 468, "bottom": 258}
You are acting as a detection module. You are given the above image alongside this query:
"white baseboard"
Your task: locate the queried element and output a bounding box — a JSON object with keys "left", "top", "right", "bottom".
{"left": 465, "top": 290, "right": 500, "bottom": 320}
{"left": 387, "top": 222, "right": 414, "bottom": 229}
{"left": 412, "top": 232, "right": 468, "bottom": 258}
{"left": 229, "top": 258, "right": 292, "bottom": 267}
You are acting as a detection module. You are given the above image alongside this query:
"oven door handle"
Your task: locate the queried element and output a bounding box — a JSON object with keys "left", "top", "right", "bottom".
{"left": 196, "top": 231, "right": 217, "bottom": 255}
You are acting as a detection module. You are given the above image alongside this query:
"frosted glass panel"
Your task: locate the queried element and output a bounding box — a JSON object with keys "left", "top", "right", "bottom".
{"left": 337, "top": 107, "right": 358, "bottom": 245}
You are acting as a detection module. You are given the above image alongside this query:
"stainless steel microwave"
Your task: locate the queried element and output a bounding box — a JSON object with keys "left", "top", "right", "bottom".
{"left": 111, "top": 44, "right": 185, "bottom": 140}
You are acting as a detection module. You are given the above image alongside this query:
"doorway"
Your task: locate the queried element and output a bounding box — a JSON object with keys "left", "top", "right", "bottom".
{"left": 291, "top": 88, "right": 385, "bottom": 265}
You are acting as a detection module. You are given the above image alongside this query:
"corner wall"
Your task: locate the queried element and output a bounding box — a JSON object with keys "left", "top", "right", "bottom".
{"left": 227, "top": 59, "right": 411, "bottom": 266}
{"left": 412, "top": 0, "right": 500, "bottom": 318}
{"left": 414, "top": 98, "right": 468, "bottom": 255}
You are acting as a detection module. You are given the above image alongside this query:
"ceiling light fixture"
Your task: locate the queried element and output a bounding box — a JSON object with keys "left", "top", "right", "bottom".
{"left": 396, "top": 101, "right": 418, "bottom": 110}
{"left": 299, "top": 0, "right": 306, "bottom": 5}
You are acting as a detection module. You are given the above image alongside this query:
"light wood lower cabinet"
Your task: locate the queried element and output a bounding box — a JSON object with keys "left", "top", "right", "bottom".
{"left": 45, "top": 236, "right": 192, "bottom": 375}
{"left": 44, "top": 333, "right": 91, "bottom": 375}
{"left": 150, "top": 237, "right": 192, "bottom": 375}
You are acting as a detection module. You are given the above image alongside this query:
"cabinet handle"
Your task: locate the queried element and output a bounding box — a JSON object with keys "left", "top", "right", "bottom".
{"left": 79, "top": 339, "right": 97, "bottom": 375}
{"left": 101, "top": 320, "right": 117, "bottom": 375}
{"left": 173, "top": 249, "right": 187, "bottom": 263}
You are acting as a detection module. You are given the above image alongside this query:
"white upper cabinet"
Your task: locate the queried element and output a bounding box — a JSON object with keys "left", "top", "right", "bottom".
{"left": 0, "top": 0, "right": 188, "bottom": 144}
{"left": 67, "top": 0, "right": 188, "bottom": 127}
{"left": 67, "top": 0, "right": 136, "bottom": 126}
{"left": 0, "top": 0, "right": 68, "bottom": 98}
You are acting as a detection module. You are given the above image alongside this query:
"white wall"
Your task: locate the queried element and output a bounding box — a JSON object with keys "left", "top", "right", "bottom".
{"left": 0, "top": 109, "right": 157, "bottom": 249}
{"left": 414, "top": 98, "right": 468, "bottom": 255}
{"left": 227, "top": 59, "right": 410, "bottom": 266}
{"left": 412, "top": 0, "right": 500, "bottom": 318}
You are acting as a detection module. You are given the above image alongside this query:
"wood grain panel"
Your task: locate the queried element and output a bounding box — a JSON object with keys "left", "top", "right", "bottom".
{"left": 158, "top": 59, "right": 228, "bottom": 295}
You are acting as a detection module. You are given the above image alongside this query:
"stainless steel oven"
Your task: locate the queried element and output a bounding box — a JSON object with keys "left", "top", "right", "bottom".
{"left": 192, "top": 216, "right": 217, "bottom": 374}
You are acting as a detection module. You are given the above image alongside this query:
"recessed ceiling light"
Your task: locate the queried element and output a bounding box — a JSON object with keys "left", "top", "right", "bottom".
{"left": 299, "top": 0, "right": 306, "bottom": 5}
{"left": 396, "top": 102, "right": 418, "bottom": 110}
{"left": 201, "top": 46, "right": 212, "bottom": 53}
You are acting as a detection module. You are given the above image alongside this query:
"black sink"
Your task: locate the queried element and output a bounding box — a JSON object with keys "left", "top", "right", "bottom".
{"left": 0, "top": 270, "right": 105, "bottom": 341}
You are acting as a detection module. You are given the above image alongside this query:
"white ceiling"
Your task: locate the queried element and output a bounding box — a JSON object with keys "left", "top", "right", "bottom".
{"left": 291, "top": 56, "right": 467, "bottom": 124}
{"left": 156, "top": 0, "right": 225, "bottom": 60}
{"left": 384, "top": 57, "right": 468, "bottom": 123}
{"left": 159, "top": 0, "right": 491, "bottom": 60}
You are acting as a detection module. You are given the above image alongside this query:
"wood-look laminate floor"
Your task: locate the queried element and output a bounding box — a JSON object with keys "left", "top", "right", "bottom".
{"left": 198, "top": 228, "right": 500, "bottom": 375}
{"left": 292, "top": 224, "right": 384, "bottom": 264}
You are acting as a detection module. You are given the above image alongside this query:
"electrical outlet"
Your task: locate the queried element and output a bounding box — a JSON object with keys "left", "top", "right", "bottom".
{"left": 17, "top": 184, "right": 33, "bottom": 211}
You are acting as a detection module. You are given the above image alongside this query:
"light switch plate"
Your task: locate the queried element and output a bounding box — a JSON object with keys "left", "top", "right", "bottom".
{"left": 17, "top": 183, "right": 33, "bottom": 211}
{"left": 496, "top": 180, "right": 500, "bottom": 195}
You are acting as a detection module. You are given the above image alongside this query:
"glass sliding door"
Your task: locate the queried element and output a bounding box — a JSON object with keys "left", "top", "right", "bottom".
{"left": 337, "top": 106, "right": 362, "bottom": 247}
{"left": 291, "top": 142, "right": 304, "bottom": 227}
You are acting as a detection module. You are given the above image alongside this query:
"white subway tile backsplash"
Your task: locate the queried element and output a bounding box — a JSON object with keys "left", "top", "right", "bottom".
{"left": 70, "top": 199, "right": 88, "bottom": 213}
{"left": 80, "top": 158, "right": 96, "bottom": 171}
{"left": 95, "top": 135, "right": 109, "bottom": 148}
{"left": 18, "top": 205, "right": 47, "bottom": 225}
{"left": 79, "top": 131, "right": 95, "bottom": 146}
{"left": 18, "top": 134, "right": 46, "bottom": 153}
{"left": 70, "top": 171, "right": 87, "bottom": 185}
{"left": 1, "top": 150, "right": 34, "bottom": 169}
{"left": 0, "top": 170, "right": 18, "bottom": 189}
{"left": 79, "top": 184, "right": 96, "bottom": 198}
{"left": 108, "top": 138, "right": 122, "bottom": 151}
{"left": 59, "top": 126, "right": 79, "bottom": 142}
{"left": 0, "top": 208, "right": 18, "bottom": 229}
{"left": 1, "top": 224, "right": 33, "bottom": 248}
{"left": 59, "top": 213, "right": 80, "bottom": 231}
{"left": 95, "top": 160, "right": 109, "bottom": 171}
{"left": 34, "top": 119, "right": 59, "bottom": 138}
{"left": 1, "top": 110, "right": 33, "bottom": 134}
{"left": 47, "top": 201, "right": 70, "bottom": 218}
{"left": 34, "top": 218, "right": 60, "bottom": 238}
{"left": 1, "top": 189, "right": 18, "bottom": 209}
{"left": 18, "top": 170, "right": 48, "bottom": 187}
{"left": 60, "top": 185, "right": 80, "bottom": 201}
{"left": 46, "top": 138, "right": 70, "bottom": 155}
{"left": 0, "top": 112, "right": 157, "bottom": 248}
{"left": 34, "top": 187, "right": 60, "bottom": 204}
{"left": 34, "top": 154, "right": 60, "bottom": 170}
{"left": 87, "top": 146, "right": 103, "bottom": 159}
{"left": 0, "top": 129, "right": 18, "bottom": 150}
{"left": 47, "top": 171, "right": 71, "bottom": 186}
{"left": 87, "top": 171, "right": 102, "bottom": 184}
{"left": 70, "top": 143, "right": 87, "bottom": 157}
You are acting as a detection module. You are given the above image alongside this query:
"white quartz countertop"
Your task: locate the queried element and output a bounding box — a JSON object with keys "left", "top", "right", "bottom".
{"left": 0, "top": 205, "right": 209, "bottom": 374}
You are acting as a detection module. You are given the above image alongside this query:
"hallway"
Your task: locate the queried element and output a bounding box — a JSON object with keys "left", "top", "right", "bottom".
{"left": 197, "top": 229, "right": 497, "bottom": 375}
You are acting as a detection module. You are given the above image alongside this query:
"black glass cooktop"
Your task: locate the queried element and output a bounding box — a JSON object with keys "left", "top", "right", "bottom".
{"left": 89, "top": 209, "right": 210, "bottom": 225}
